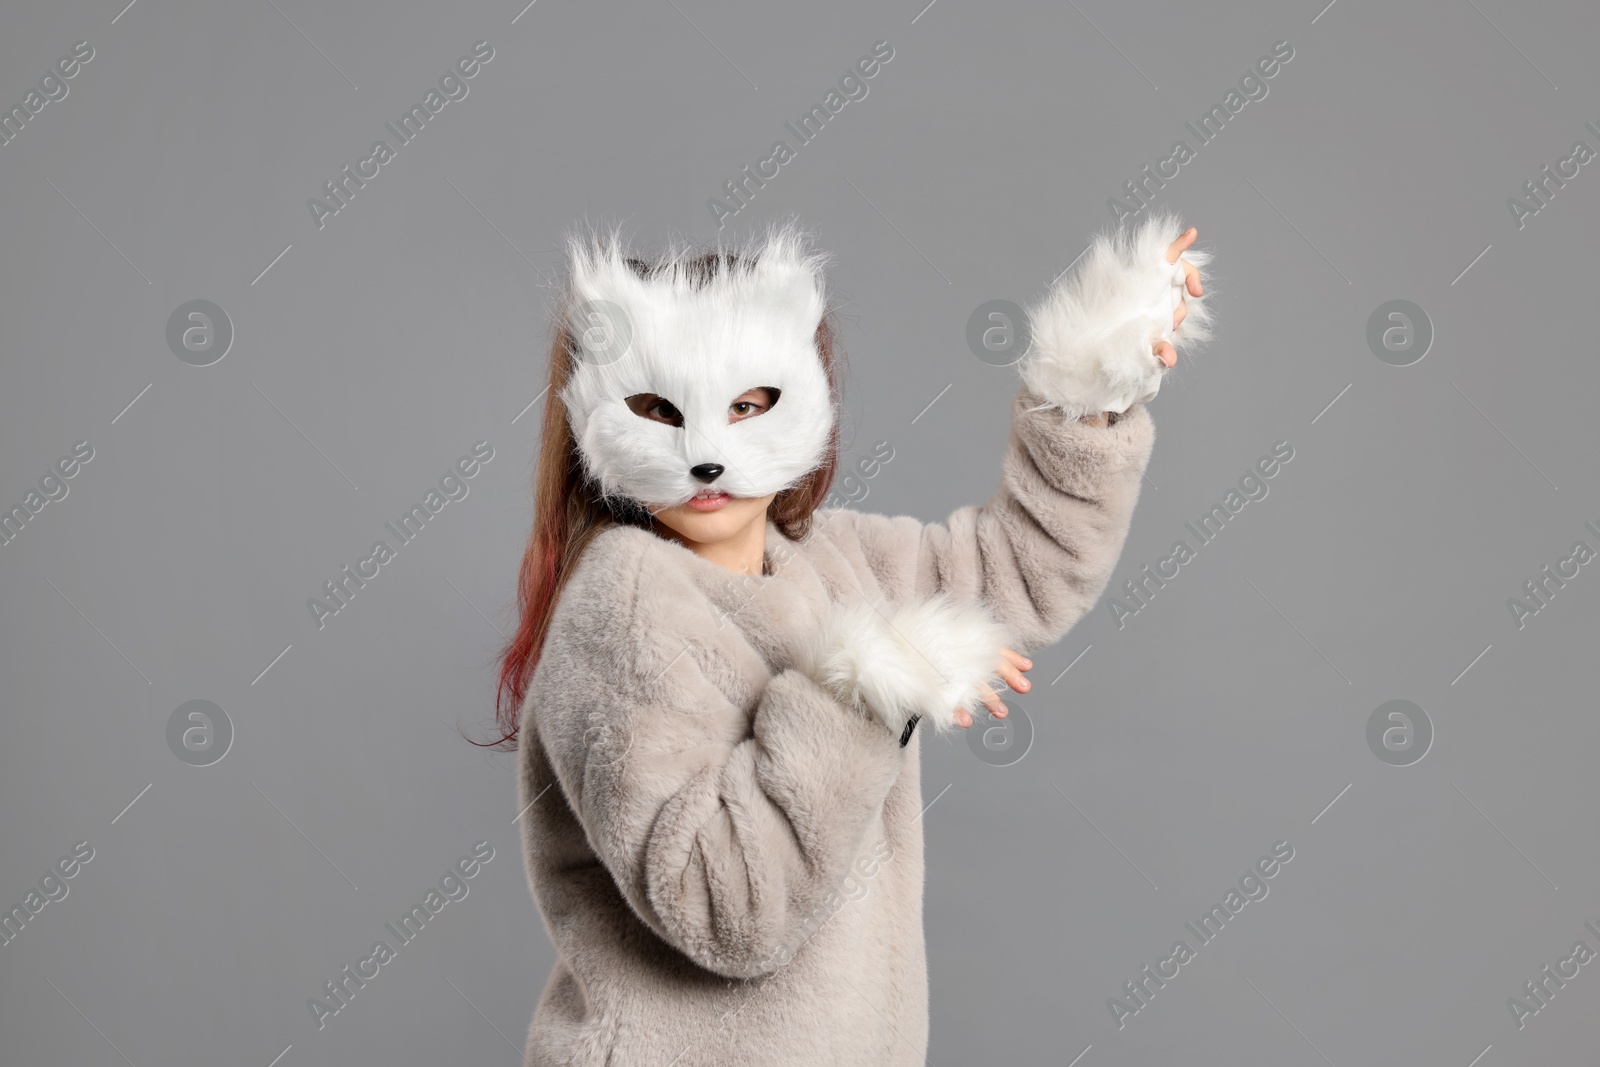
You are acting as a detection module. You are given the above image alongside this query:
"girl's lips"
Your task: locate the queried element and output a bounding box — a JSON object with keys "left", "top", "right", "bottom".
{"left": 685, "top": 490, "right": 732, "bottom": 512}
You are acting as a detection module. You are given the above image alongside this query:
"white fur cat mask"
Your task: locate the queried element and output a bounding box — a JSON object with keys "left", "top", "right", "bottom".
{"left": 557, "top": 223, "right": 837, "bottom": 509}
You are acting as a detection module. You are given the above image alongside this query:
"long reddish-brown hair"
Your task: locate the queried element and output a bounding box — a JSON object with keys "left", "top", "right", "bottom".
{"left": 477, "top": 250, "right": 847, "bottom": 751}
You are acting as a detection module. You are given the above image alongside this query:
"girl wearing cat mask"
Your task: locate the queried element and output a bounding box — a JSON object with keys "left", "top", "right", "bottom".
{"left": 494, "top": 213, "right": 1209, "bottom": 1065}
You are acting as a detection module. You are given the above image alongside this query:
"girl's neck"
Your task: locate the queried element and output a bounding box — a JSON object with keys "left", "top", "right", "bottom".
{"left": 658, "top": 512, "right": 769, "bottom": 576}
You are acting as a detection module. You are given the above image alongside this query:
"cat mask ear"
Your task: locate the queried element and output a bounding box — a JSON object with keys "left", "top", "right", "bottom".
{"left": 557, "top": 221, "right": 837, "bottom": 510}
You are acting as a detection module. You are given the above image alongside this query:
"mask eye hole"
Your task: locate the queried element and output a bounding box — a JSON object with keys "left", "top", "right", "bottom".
{"left": 730, "top": 387, "right": 780, "bottom": 423}
{"left": 624, "top": 393, "right": 683, "bottom": 427}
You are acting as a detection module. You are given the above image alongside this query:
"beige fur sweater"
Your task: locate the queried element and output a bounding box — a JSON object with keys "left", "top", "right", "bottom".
{"left": 516, "top": 385, "right": 1156, "bottom": 1065}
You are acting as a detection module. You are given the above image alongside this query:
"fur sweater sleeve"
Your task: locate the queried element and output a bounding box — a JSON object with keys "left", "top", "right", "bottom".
{"left": 817, "top": 213, "right": 1209, "bottom": 656}
{"left": 528, "top": 545, "right": 910, "bottom": 981}
{"left": 817, "top": 394, "right": 1151, "bottom": 656}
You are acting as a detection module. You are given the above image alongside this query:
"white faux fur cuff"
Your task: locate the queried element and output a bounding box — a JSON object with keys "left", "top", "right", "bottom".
{"left": 793, "top": 594, "right": 1010, "bottom": 737}
{"left": 1020, "top": 211, "right": 1213, "bottom": 420}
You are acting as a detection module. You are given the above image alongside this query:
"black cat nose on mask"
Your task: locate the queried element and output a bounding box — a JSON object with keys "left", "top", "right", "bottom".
{"left": 689, "top": 463, "right": 725, "bottom": 484}
{"left": 557, "top": 222, "right": 837, "bottom": 510}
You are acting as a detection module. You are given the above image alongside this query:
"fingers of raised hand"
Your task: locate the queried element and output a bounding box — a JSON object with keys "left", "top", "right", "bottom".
{"left": 1166, "top": 227, "right": 1197, "bottom": 264}
{"left": 1157, "top": 230, "right": 1201, "bottom": 367}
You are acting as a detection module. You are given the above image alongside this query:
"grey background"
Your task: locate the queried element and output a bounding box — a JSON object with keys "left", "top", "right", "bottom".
{"left": 2, "top": 0, "right": 1596, "bottom": 1063}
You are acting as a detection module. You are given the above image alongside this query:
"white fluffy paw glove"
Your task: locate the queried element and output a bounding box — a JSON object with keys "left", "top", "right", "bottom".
{"left": 793, "top": 593, "right": 1011, "bottom": 742}
{"left": 1019, "top": 210, "right": 1212, "bottom": 420}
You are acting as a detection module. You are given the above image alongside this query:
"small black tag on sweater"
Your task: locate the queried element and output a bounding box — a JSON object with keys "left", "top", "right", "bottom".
{"left": 899, "top": 715, "right": 920, "bottom": 747}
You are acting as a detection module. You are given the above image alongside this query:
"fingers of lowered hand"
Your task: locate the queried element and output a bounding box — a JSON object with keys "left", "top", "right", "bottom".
{"left": 998, "top": 647, "right": 1032, "bottom": 694}
{"left": 998, "top": 660, "right": 1031, "bottom": 694}
{"left": 974, "top": 682, "right": 1007, "bottom": 719}
{"left": 1000, "top": 648, "right": 1032, "bottom": 671}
